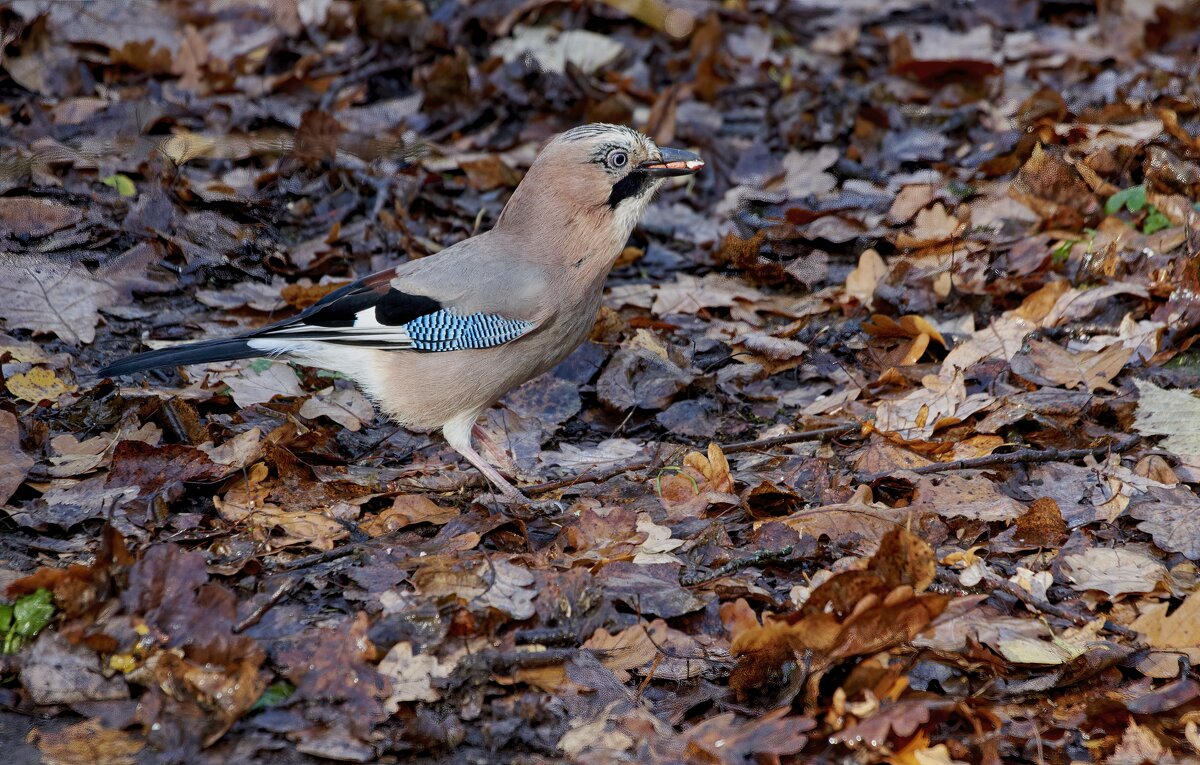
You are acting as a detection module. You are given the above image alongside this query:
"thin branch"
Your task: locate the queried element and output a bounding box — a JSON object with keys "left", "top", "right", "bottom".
{"left": 857, "top": 433, "right": 1141, "bottom": 483}
{"left": 524, "top": 422, "right": 857, "bottom": 496}
{"left": 234, "top": 575, "right": 300, "bottom": 633}
{"left": 986, "top": 573, "right": 1139, "bottom": 640}
{"left": 680, "top": 545, "right": 795, "bottom": 586}
{"left": 720, "top": 422, "right": 858, "bottom": 454}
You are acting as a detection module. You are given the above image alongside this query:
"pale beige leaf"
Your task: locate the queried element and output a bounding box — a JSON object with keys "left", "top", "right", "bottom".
{"left": 1134, "top": 379, "right": 1200, "bottom": 456}
{"left": 1061, "top": 547, "right": 1167, "bottom": 597}
{"left": 377, "top": 642, "right": 451, "bottom": 710}
{"left": 299, "top": 385, "right": 375, "bottom": 431}
{"left": 844, "top": 248, "right": 887, "bottom": 307}
{"left": 221, "top": 363, "right": 304, "bottom": 408}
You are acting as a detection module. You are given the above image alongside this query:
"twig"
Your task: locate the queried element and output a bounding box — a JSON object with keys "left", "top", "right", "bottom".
{"left": 857, "top": 433, "right": 1141, "bottom": 483}
{"left": 524, "top": 422, "right": 857, "bottom": 496}
{"left": 523, "top": 444, "right": 677, "bottom": 496}
{"left": 987, "top": 574, "right": 1139, "bottom": 639}
{"left": 268, "top": 541, "right": 363, "bottom": 572}
{"left": 680, "top": 545, "right": 795, "bottom": 586}
{"left": 720, "top": 423, "right": 858, "bottom": 454}
{"left": 234, "top": 575, "right": 300, "bottom": 633}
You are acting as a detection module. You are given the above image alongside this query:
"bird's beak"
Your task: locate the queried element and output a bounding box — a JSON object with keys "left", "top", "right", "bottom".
{"left": 639, "top": 147, "right": 704, "bottom": 177}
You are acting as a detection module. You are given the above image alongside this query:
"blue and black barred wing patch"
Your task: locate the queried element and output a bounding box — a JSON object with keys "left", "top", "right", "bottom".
{"left": 405, "top": 310, "right": 534, "bottom": 352}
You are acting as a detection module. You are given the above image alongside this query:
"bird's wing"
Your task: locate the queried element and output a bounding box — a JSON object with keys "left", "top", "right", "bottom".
{"left": 252, "top": 245, "right": 544, "bottom": 352}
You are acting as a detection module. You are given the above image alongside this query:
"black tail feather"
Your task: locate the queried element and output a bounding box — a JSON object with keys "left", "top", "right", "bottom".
{"left": 97, "top": 338, "right": 265, "bottom": 377}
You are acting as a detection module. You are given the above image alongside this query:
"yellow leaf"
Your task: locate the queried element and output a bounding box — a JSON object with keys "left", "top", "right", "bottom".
{"left": 6, "top": 367, "right": 74, "bottom": 403}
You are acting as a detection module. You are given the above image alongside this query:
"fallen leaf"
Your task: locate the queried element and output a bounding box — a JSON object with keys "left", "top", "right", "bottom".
{"left": 1061, "top": 547, "right": 1167, "bottom": 597}
{"left": 377, "top": 642, "right": 452, "bottom": 710}
{"left": 1134, "top": 380, "right": 1200, "bottom": 456}
{"left": 845, "top": 249, "right": 888, "bottom": 307}
{"left": 221, "top": 362, "right": 304, "bottom": 407}
{"left": 19, "top": 631, "right": 129, "bottom": 705}
{"left": 0, "top": 197, "right": 82, "bottom": 237}
{"left": 1010, "top": 339, "right": 1132, "bottom": 392}
{"left": 280, "top": 611, "right": 388, "bottom": 740}
{"left": 651, "top": 273, "right": 764, "bottom": 316}
{"left": 632, "top": 513, "right": 684, "bottom": 564}
{"left": 0, "top": 410, "right": 34, "bottom": 503}
{"left": 781, "top": 146, "right": 838, "bottom": 198}
{"left": 0, "top": 259, "right": 118, "bottom": 344}
{"left": 6, "top": 366, "right": 75, "bottom": 402}
{"left": 299, "top": 385, "right": 375, "bottom": 431}
{"left": 906, "top": 472, "right": 1025, "bottom": 522}
{"left": 491, "top": 25, "right": 624, "bottom": 75}
{"left": 894, "top": 203, "right": 965, "bottom": 249}
{"left": 31, "top": 718, "right": 143, "bottom": 765}
{"left": 1128, "top": 486, "right": 1200, "bottom": 561}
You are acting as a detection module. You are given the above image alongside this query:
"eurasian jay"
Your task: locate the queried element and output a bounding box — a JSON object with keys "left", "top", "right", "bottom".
{"left": 99, "top": 124, "right": 704, "bottom": 502}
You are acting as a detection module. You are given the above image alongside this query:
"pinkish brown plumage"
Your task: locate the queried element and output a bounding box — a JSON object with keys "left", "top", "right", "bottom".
{"left": 99, "top": 124, "right": 704, "bottom": 502}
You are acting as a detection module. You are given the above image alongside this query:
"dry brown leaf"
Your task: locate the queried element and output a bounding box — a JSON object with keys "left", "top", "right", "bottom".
{"left": 1011, "top": 339, "right": 1132, "bottom": 392}
{"left": 906, "top": 472, "right": 1025, "bottom": 522}
{"left": 1061, "top": 547, "right": 1167, "bottom": 597}
{"left": 0, "top": 197, "right": 82, "bottom": 237}
{"left": 361, "top": 494, "right": 457, "bottom": 536}
{"left": 844, "top": 248, "right": 888, "bottom": 307}
{"left": 0, "top": 260, "right": 118, "bottom": 344}
{"left": 31, "top": 718, "right": 143, "bottom": 765}
{"left": 0, "top": 410, "right": 34, "bottom": 503}
{"left": 894, "top": 203, "right": 965, "bottom": 249}
{"left": 888, "top": 184, "right": 936, "bottom": 224}
{"left": 1133, "top": 380, "right": 1200, "bottom": 456}
{"left": 875, "top": 370, "right": 993, "bottom": 440}
{"left": 1133, "top": 590, "right": 1200, "bottom": 662}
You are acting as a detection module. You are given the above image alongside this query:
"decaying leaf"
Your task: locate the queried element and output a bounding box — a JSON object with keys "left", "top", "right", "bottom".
{"left": 1134, "top": 380, "right": 1200, "bottom": 456}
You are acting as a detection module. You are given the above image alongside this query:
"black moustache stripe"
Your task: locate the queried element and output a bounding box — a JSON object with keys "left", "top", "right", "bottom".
{"left": 607, "top": 170, "right": 652, "bottom": 208}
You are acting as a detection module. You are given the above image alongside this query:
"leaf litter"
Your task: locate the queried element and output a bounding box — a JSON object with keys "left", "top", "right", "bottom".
{"left": 1, "top": 0, "right": 1200, "bottom": 763}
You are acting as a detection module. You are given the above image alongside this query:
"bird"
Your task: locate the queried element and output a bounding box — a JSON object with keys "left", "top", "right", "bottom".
{"left": 99, "top": 124, "right": 704, "bottom": 503}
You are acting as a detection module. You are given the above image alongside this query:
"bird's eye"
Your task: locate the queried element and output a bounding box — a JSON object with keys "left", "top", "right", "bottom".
{"left": 607, "top": 150, "right": 629, "bottom": 169}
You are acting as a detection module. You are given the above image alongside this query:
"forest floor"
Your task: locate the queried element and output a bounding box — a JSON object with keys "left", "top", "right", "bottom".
{"left": 3, "top": 0, "right": 1200, "bottom": 763}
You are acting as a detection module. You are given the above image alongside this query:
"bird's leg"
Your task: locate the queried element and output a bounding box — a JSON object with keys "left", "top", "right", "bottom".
{"left": 460, "top": 441, "right": 528, "bottom": 504}
{"left": 471, "top": 423, "right": 519, "bottom": 477}
{"left": 443, "top": 417, "right": 528, "bottom": 504}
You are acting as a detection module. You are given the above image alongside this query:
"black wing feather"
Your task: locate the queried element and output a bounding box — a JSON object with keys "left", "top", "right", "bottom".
{"left": 98, "top": 270, "right": 446, "bottom": 376}
{"left": 277, "top": 277, "right": 443, "bottom": 330}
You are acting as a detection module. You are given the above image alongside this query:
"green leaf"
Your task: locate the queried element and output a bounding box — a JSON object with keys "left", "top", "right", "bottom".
{"left": 1142, "top": 206, "right": 1172, "bottom": 235}
{"left": 315, "top": 369, "right": 350, "bottom": 380}
{"left": 1051, "top": 239, "right": 1075, "bottom": 265}
{"left": 1105, "top": 184, "right": 1146, "bottom": 215}
{"left": 248, "top": 358, "right": 274, "bottom": 373}
{"left": 946, "top": 180, "right": 975, "bottom": 201}
{"left": 250, "top": 681, "right": 295, "bottom": 712}
{"left": 101, "top": 173, "right": 137, "bottom": 197}
{"left": 13, "top": 589, "right": 55, "bottom": 637}
{"left": 0, "top": 603, "right": 12, "bottom": 633}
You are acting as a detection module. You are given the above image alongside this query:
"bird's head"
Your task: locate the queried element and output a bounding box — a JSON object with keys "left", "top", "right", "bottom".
{"left": 499, "top": 124, "right": 704, "bottom": 244}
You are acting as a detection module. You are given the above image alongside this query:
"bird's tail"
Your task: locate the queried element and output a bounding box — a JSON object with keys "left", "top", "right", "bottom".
{"left": 97, "top": 337, "right": 266, "bottom": 376}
